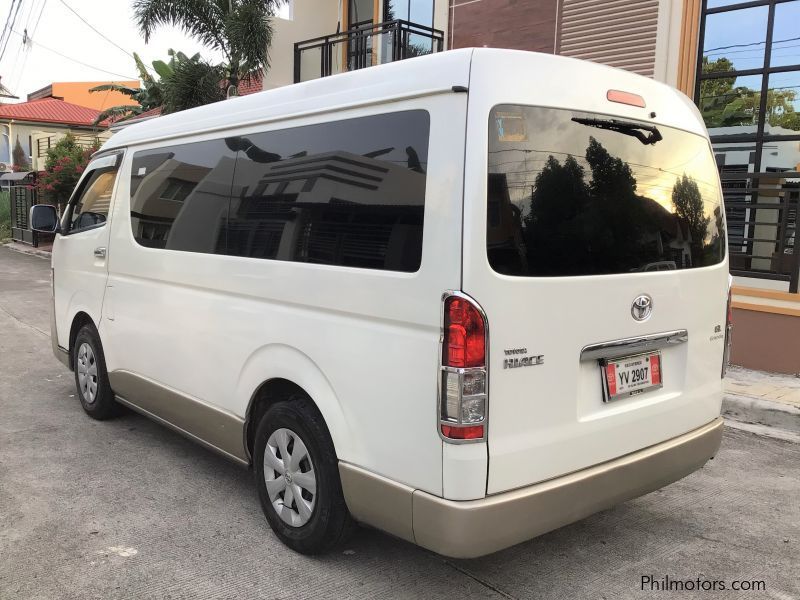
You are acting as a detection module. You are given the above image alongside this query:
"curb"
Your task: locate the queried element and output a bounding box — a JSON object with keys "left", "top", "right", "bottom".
{"left": 722, "top": 393, "right": 800, "bottom": 435}
{"left": 2, "top": 243, "right": 52, "bottom": 259}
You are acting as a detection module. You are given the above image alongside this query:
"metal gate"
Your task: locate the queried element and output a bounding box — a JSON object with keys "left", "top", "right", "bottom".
{"left": 6, "top": 172, "right": 41, "bottom": 246}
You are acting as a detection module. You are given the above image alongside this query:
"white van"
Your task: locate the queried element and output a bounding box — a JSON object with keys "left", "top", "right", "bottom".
{"left": 32, "top": 48, "right": 729, "bottom": 558}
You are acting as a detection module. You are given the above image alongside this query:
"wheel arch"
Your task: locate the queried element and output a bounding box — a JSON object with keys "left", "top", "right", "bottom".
{"left": 239, "top": 344, "right": 356, "bottom": 465}
{"left": 67, "top": 311, "right": 97, "bottom": 370}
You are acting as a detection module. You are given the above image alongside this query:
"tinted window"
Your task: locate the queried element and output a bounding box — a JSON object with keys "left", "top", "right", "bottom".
{"left": 487, "top": 105, "right": 726, "bottom": 277}
{"left": 68, "top": 168, "right": 118, "bottom": 233}
{"left": 130, "top": 140, "right": 237, "bottom": 253}
{"left": 226, "top": 111, "right": 429, "bottom": 272}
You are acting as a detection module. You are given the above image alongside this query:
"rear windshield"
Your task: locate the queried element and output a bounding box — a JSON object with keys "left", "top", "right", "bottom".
{"left": 487, "top": 105, "right": 725, "bottom": 276}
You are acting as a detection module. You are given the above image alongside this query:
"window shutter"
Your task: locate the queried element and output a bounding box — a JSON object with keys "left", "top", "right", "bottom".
{"left": 557, "top": 0, "right": 660, "bottom": 78}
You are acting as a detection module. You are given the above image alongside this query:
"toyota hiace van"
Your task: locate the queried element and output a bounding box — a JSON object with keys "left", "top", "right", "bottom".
{"left": 32, "top": 48, "right": 729, "bottom": 558}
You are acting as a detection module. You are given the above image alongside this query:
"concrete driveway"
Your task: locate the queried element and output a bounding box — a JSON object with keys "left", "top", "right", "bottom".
{"left": 0, "top": 246, "right": 798, "bottom": 600}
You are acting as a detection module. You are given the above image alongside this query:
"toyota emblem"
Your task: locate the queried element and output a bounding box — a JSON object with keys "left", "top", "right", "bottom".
{"left": 631, "top": 294, "right": 653, "bottom": 321}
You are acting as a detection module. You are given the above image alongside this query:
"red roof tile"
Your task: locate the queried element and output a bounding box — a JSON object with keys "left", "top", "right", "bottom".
{"left": 237, "top": 72, "right": 263, "bottom": 96}
{"left": 135, "top": 106, "right": 163, "bottom": 119}
{"left": 0, "top": 97, "right": 107, "bottom": 127}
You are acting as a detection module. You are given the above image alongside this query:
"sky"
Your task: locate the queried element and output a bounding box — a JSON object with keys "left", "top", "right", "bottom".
{"left": 0, "top": 0, "right": 289, "bottom": 102}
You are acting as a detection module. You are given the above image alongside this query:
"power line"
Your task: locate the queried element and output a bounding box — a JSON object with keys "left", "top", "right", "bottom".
{"left": 704, "top": 35, "right": 800, "bottom": 54}
{"left": 6, "top": 0, "right": 38, "bottom": 86}
{"left": 0, "top": 0, "right": 18, "bottom": 58}
{"left": 56, "top": 0, "right": 155, "bottom": 77}
{"left": 10, "top": 0, "right": 47, "bottom": 91}
{"left": 57, "top": 0, "right": 133, "bottom": 60}
{"left": 7, "top": 28, "right": 137, "bottom": 80}
{"left": 31, "top": 0, "right": 47, "bottom": 33}
{"left": 0, "top": 0, "right": 24, "bottom": 62}
{"left": 22, "top": 0, "right": 38, "bottom": 31}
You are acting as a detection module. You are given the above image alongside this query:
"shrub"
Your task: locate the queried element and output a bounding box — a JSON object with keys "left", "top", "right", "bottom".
{"left": 37, "top": 134, "right": 100, "bottom": 209}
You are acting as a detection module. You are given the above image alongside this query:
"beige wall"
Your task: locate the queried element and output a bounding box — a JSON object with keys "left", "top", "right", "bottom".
{"left": 50, "top": 82, "right": 141, "bottom": 112}
{"left": 30, "top": 129, "right": 112, "bottom": 171}
{"left": 263, "top": 0, "right": 342, "bottom": 90}
{"left": 264, "top": 0, "right": 450, "bottom": 90}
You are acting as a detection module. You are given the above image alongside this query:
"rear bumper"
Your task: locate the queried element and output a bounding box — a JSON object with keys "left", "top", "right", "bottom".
{"left": 340, "top": 417, "right": 723, "bottom": 558}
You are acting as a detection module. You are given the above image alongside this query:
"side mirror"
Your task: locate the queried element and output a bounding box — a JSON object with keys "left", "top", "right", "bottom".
{"left": 30, "top": 204, "right": 60, "bottom": 234}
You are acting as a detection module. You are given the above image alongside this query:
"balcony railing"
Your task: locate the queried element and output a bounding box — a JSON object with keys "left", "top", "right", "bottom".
{"left": 722, "top": 169, "right": 800, "bottom": 292}
{"left": 294, "top": 19, "right": 444, "bottom": 83}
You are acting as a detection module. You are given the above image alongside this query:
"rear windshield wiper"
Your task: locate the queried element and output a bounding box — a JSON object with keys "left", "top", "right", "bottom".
{"left": 571, "top": 117, "right": 663, "bottom": 145}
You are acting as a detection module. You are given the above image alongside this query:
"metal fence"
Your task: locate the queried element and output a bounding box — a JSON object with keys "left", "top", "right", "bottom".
{"left": 294, "top": 19, "right": 444, "bottom": 83}
{"left": 723, "top": 170, "right": 799, "bottom": 292}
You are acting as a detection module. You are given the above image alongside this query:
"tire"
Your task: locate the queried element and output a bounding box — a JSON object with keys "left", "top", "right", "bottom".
{"left": 73, "top": 324, "right": 119, "bottom": 420}
{"left": 253, "top": 395, "right": 354, "bottom": 554}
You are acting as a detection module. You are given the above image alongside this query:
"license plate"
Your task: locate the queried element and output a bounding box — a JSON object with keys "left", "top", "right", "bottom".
{"left": 602, "top": 352, "right": 662, "bottom": 402}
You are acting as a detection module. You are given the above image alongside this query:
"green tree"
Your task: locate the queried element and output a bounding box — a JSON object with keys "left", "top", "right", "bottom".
{"left": 672, "top": 173, "right": 710, "bottom": 250}
{"left": 11, "top": 135, "right": 29, "bottom": 171}
{"left": 90, "top": 49, "right": 201, "bottom": 124}
{"left": 37, "top": 134, "right": 100, "bottom": 209}
{"left": 161, "top": 56, "right": 226, "bottom": 112}
{"left": 699, "top": 56, "right": 800, "bottom": 130}
{"left": 523, "top": 154, "right": 589, "bottom": 274}
{"left": 133, "top": 0, "right": 284, "bottom": 100}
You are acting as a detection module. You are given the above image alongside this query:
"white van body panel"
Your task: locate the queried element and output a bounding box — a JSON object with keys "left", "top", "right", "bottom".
{"left": 101, "top": 89, "right": 469, "bottom": 495}
{"left": 463, "top": 49, "right": 727, "bottom": 494}
{"left": 52, "top": 156, "right": 123, "bottom": 348}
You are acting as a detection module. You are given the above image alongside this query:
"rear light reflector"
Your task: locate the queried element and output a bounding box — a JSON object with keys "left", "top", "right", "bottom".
{"left": 440, "top": 424, "right": 484, "bottom": 440}
{"left": 650, "top": 354, "right": 662, "bottom": 385}
{"left": 440, "top": 293, "right": 488, "bottom": 442}
{"left": 607, "top": 89, "right": 646, "bottom": 108}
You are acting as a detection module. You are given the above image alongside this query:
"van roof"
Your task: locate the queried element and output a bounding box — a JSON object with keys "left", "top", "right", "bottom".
{"left": 102, "top": 48, "right": 705, "bottom": 151}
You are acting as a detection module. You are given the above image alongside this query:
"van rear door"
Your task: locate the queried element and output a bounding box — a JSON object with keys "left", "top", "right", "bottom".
{"left": 462, "top": 96, "right": 728, "bottom": 495}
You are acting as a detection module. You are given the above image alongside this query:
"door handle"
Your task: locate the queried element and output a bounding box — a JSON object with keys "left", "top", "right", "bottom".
{"left": 94, "top": 247, "right": 107, "bottom": 259}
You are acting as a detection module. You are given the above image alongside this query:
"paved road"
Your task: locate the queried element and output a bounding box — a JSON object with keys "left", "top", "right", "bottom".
{"left": 1, "top": 246, "right": 798, "bottom": 600}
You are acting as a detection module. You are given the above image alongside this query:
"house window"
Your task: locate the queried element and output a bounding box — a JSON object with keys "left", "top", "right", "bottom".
{"left": 695, "top": 0, "right": 800, "bottom": 289}
{"left": 159, "top": 178, "right": 194, "bottom": 202}
{"left": 384, "top": 0, "right": 434, "bottom": 26}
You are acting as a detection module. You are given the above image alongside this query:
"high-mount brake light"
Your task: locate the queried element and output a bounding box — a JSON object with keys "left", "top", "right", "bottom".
{"left": 607, "top": 89, "right": 646, "bottom": 108}
{"left": 440, "top": 294, "right": 488, "bottom": 442}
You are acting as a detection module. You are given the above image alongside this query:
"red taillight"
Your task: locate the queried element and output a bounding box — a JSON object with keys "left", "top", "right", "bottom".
{"left": 440, "top": 424, "right": 484, "bottom": 440}
{"left": 440, "top": 293, "right": 488, "bottom": 442}
{"left": 443, "top": 297, "right": 485, "bottom": 368}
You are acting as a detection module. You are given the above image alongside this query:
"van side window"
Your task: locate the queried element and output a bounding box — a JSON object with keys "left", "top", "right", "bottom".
{"left": 130, "top": 141, "right": 237, "bottom": 252}
{"left": 227, "top": 110, "right": 430, "bottom": 272}
{"left": 68, "top": 168, "right": 118, "bottom": 234}
{"left": 128, "top": 111, "right": 430, "bottom": 271}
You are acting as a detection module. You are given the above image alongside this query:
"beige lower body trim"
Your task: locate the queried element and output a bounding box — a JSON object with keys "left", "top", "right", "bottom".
{"left": 109, "top": 370, "right": 248, "bottom": 465}
{"left": 340, "top": 418, "right": 724, "bottom": 558}
{"left": 339, "top": 464, "right": 416, "bottom": 543}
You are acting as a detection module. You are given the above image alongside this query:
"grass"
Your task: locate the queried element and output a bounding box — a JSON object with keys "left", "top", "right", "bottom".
{"left": 0, "top": 190, "right": 11, "bottom": 242}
